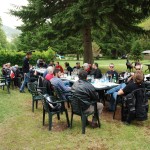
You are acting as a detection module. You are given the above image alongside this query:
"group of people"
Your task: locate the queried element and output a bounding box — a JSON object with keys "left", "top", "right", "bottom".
{"left": 2, "top": 51, "right": 148, "bottom": 127}
{"left": 2, "top": 63, "right": 22, "bottom": 88}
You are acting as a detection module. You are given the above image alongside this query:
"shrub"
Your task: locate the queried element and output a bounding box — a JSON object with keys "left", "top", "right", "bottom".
{"left": 0, "top": 49, "right": 55, "bottom": 66}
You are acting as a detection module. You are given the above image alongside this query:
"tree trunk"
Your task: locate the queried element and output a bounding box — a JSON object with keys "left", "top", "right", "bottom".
{"left": 83, "top": 26, "right": 93, "bottom": 64}
{"left": 76, "top": 52, "right": 79, "bottom": 60}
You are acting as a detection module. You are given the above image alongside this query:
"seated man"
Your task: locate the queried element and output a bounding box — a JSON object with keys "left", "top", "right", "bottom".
{"left": 55, "top": 62, "right": 64, "bottom": 73}
{"left": 106, "top": 63, "right": 118, "bottom": 82}
{"left": 72, "top": 70, "right": 103, "bottom": 127}
{"left": 64, "top": 62, "right": 73, "bottom": 75}
{"left": 73, "top": 62, "right": 81, "bottom": 75}
{"left": 50, "top": 69, "right": 71, "bottom": 93}
{"left": 90, "top": 63, "right": 102, "bottom": 79}
{"left": 83, "top": 63, "right": 91, "bottom": 75}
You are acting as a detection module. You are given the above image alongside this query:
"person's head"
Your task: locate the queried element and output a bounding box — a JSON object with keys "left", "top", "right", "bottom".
{"left": 92, "top": 63, "right": 98, "bottom": 69}
{"left": 26, "top": 52, "right": 32, "bottom": 59}
{"left": 47, "top": 66, "right": 54, "bottom": 74}
{"left": 53, "top": 69, "right": 61, "bottom": 78}
{"left": 56, "top": 62, "right": 59, "bottom": 67}
{"left": 50, "top": 61, "right": 54, "bottom": 64}
{"left": 78, "top": 70, "right": 88, "bottom": 80}
{"left": 83, "top": 63, "right": 89, "bottom": 71}
{"left": 65, "top": 62, "right": 70, "bottom": 68}
{"left": 135, "top": 64, "right": 141, "bottom": 71}
{"left": 7, "top": 63, "right": 11, "bottom": 68}
{"left": 76, "top": 62, "right": 80, "bottom": 67}
{"left": 133, "top": 70, "right": 144, "bottom": 84}
{"left": 109, "top": 63, "right": 114, "bottom": 71}
{"left": 15, "top": 65, "right": 18, "bottom": 68}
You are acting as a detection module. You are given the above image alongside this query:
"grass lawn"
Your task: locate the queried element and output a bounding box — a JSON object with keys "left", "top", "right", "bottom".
{"left": 0, "top": 59, "right": 150, "bottom": 150}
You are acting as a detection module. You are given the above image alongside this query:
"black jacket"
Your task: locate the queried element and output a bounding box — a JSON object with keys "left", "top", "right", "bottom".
{"left": 90, "top": 68, "right": 102, "bottom": 79}
{"left": 71, "top": 80, "right": 99, "bottom": 111}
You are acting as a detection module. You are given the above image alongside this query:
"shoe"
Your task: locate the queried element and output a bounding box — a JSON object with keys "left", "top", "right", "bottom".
{"left": 20, "top": 90, "right": 25, "bottom": 93}
{"left": 91, "top": 116, "right": 98, "bottom": 128}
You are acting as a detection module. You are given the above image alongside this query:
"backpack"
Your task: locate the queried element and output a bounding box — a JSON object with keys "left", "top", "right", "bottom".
{"left": 122, "top": 88, "right": 148, "bottom": 123}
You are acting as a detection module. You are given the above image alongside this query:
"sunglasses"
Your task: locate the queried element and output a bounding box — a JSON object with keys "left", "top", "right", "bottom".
{"left": 109, "top": 66, "right": 114, "bottom": 68}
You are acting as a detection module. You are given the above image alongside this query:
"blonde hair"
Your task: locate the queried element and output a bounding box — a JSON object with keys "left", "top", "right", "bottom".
{"left": 133, "top": 70, "right": 143, "bottom": 84}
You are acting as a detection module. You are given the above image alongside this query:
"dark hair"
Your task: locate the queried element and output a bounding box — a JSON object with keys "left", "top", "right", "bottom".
{"left": 26, "top": 52, "right": 32, "bottom": 55}
{"left": 65, "top": 62, "right": 69, "bottom": 67}
{"left": 94, "top": 63, "right": 98, "bottom": 68}
{"left": 53, "top": 69, "right": 61, "bottom": 75}
{"left": 56, "top": 62, "right": 59, "bottom": 65}
{"left": 78, "top": 70, "right": 88, "bottom": 80}
{"left": 76, "top": 62, "right": 80, "bottom": 65}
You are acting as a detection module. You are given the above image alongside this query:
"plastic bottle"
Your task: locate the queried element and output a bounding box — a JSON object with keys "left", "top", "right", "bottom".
{"left": 113, "top": 74, "right": 117, "bottom": 83}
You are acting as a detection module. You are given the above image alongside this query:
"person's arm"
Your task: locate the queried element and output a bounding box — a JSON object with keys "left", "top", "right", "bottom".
{"left": 58, "top": 79, "right": 71, "bottom": 91}
{"left": 118, "top": 89, "right": 124, "bottom": 95}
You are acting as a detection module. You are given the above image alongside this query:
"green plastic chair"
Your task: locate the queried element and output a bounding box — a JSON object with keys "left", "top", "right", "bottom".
{"left": 0, "top": 77, "right": 10, "bottom": 94}
{"left": 69, "top": 95, "right": 100, "bottom": 134}
{"left": 42, "top": 94, "right": 70, "bottom": 130}
{"left": 27, "top": 82, "right": 44, "bottom": 112}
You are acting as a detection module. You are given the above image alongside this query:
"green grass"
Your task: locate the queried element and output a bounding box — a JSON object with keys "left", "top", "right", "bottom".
{"left": 0, "top": 59, "right": 150, "bottom": 149}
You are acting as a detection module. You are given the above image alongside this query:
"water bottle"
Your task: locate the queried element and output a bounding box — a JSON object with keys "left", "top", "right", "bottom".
{"left": 113, "top": 74, "right": 117, "bottom": 83}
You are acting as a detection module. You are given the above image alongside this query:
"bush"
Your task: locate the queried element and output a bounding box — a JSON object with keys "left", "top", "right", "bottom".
{"left": 0, "top": 48, "right": 55, "bottom": 66}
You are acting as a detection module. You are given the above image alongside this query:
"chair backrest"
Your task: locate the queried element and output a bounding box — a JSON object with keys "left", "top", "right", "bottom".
{"left": 38, "top": 76, "right": 44, "bottom": 88}
{"left": 124, "top": 88, "right": 148, "bottom": 121}
{"left": 69, "top": 95, "right": 84, "bottom": 115}
{"left": 43, "top": 79, "right": 54, "bottom": 95}
{"left": 27, "top": 82, "right": 37, "bottom": 94}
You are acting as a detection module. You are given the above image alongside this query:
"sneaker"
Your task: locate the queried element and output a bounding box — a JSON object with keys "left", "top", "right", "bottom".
{"left": 20, "top": 90, "right": 25, "bottom": 93}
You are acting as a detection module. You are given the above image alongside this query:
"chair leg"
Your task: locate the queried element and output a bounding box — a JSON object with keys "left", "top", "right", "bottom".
{"left": 32, "top": 100, "right": 34, "bottom": 112}
{"left": 82, "top": 116, "right": 86, "bottom": 134}
{"left": 48, "top": 113, "right": 53, "bottom": 130}
{"left": 113, "top": 102, "right": 117, "bottom": 119}
{"left": 96, "top": 112, "right": 101, "bottom": 128}
{"left": 65, "top": 109, "right": 70, "bottom": 127}
{"left": 70, "top": 112, "right": 73, "bottom": 128}
{"left": 57, "top": 113, "right": 60, "bottom": 120}
{"left": 43, "top": 107, "right": 45, "bottom": 126}
{"left": 36, "top": 101, "right": 38, "bottom": 109}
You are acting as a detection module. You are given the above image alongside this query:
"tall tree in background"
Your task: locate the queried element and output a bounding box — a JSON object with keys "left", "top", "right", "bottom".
{"left": 0, "top": 17, "right": 8, "bottom": 50}
{"left": 11, "top": 0, "right": 150, "bottom": 63}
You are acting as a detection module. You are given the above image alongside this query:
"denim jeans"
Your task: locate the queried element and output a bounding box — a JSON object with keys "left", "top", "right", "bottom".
{"left": 20, "top": 73, "right": 30, "bottom": 91}
{"left": 106, "top": 83, "right": 126, "bottom": 110}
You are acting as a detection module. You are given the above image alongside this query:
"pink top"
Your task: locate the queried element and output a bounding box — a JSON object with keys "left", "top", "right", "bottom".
{"left": 45, "top": 74, "right": 54, "bottom": 81}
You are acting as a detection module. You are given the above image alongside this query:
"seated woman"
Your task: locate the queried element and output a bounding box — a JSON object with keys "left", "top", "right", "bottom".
{"left": 108, "top": 70, "right": 144, "bottom": 111}
{"left": 45, "top": 66, "right": 54, "bottom": 81}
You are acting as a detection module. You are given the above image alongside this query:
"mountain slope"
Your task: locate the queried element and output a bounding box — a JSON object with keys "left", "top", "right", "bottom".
{"left": 2, "top": 25, "right": 21, "bottom": 41}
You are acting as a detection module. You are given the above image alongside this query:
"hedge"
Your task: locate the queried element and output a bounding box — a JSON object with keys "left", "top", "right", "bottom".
{"left": 0, "top": 48, "right": 55, "bottom": 66}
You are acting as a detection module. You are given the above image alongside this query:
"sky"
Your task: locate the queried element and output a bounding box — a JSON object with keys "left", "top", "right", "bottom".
{"left": 0, "top": 0, "right": 28, "bottom": 29}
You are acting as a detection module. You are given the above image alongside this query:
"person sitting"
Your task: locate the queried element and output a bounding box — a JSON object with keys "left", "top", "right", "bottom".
{"left": 106, "top": 63, "right": 118, "bottom": 82}
{"left": 73, "top": 62, "right": 81, "bottom": 75}
{"left": 55, "top": 62, "right": 64, "bottom": 73}
{"left": 72, "top": 70, "right": 103, "bottom": 127}
{"left": 49, "top": 60, "right": 55, "bottom": 67}
{"left": 106, "top": 64, "right": 142, "bottom": 111}
{"left": 42, "top": 60, "right": 48, "bottom": 68}
{"left": 64, "top": 62, "right": 73, "bottom": 75}
{"left": 73, "top": 62, "right": 81, "bottom": 70}
{"left": 90, "top": 63, "right": 102, "bottom": 79}
{"left": 50, "top": 69, "right": 71, "bottom": 93}
{"left": 126, "top": 59, "right": 133, "bottom": 72}
{"left": 45, "top": 66, "right": 54, "bottom": 81}
{"left": 83, "top": 63, "right": 91, "bottom": 75}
